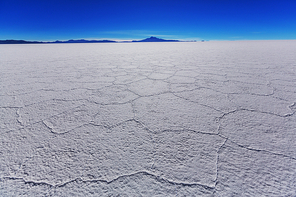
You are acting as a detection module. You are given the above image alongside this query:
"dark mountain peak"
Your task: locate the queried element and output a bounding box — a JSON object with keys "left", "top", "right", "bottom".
{"left": 133, "top": 36, "right": 180, "bottom": 42}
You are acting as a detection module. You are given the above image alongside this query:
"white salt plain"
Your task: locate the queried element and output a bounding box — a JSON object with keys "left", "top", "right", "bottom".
{"left": 0, "top": 41, "right": 296, "bottom": 196}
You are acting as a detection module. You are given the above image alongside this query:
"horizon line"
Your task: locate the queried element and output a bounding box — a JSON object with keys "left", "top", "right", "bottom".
{"left": 1, "top": 37, "right": 296, "bottom": 43}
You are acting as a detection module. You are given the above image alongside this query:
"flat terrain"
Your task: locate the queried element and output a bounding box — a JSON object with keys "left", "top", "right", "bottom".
{"left": 1, "top": 41, "right": 296, "bottom": 196}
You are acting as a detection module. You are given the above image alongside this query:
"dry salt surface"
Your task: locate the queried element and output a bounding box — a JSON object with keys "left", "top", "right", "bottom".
{"left": 0, "top": 41, "right": 296, "bottom": 196}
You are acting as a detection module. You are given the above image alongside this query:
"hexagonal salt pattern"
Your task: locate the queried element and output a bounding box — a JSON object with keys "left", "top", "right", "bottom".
{"left": 1, "top": 41, "right": 296, "bottom": 196}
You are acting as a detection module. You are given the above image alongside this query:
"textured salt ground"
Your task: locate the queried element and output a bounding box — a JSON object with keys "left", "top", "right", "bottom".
{"left": 1, "top": 41, "right": 296, "bottom": 196}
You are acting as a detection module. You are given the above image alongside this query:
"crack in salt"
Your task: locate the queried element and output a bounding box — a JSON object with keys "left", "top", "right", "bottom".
{"left": 1, "top": 171, "right": 215, "bottom": 190}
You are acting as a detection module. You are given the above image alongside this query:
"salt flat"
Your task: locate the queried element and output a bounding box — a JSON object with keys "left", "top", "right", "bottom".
{"left": 0, "top": 41, "right": 296, "bottom": 196}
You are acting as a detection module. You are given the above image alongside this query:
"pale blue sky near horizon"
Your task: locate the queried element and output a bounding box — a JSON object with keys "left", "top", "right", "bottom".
{"left": 0, "top": 0, "right": 296, "bottom": 41}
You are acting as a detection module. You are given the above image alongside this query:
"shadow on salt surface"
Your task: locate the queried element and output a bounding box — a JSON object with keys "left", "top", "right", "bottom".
{"left": 1, "top": 120, "right": 224, "bottom": 188}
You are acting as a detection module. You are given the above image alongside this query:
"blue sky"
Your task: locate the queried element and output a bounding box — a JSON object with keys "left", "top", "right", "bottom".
{"left": 1, "top": 0, "right": 296, "bottom": 41}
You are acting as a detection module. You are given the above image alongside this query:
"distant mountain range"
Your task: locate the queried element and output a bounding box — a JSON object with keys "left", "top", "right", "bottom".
{"left": 0, "top": 40, "right": 43, "bottom": 44}
{"left": 0, "top": 37, "right": 189, "bottom": 44}
{"left": 0, "top": 39, "right": 116, "bottom": 44}
{"left": 52, "top": 39, "right": 116, "bottom": 43}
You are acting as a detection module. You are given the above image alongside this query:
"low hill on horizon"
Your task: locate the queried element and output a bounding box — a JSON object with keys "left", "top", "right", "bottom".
{"left": 132, "top": 36, "right": 180, "bottom": 42}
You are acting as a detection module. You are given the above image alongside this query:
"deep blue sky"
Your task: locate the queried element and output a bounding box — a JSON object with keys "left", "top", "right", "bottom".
{"left": 1, "top": 0, "right": 296, "bottom": 41}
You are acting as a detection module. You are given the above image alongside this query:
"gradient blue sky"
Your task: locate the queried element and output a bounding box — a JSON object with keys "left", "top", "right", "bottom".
{"left": 1, "top": 0, "right": 296, "bottom": 41}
